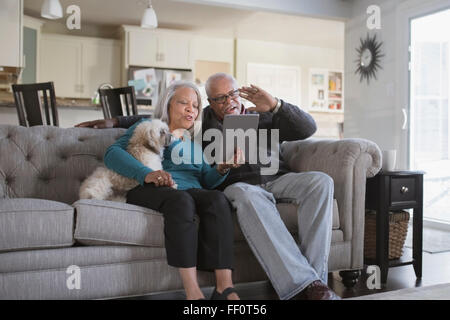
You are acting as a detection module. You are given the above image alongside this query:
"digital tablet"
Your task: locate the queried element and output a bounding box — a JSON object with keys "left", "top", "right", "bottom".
{"left": 221, "top": 114, "right": 260, "bottom": 163}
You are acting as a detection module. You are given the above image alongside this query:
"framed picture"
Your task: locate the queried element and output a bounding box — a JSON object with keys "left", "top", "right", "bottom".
{"left": 312, "top": 74, "right": 324, "bottom": 86}
{"left": 318, "top": 89, "right": 324, "bottom": 100}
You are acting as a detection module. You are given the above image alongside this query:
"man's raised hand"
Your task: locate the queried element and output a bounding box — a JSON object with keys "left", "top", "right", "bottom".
{"left": 239, "top": 84, "right": 277, "bottom": 113}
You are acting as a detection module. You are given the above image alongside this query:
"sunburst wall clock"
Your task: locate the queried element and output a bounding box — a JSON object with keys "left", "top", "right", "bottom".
{"left": 355, "top": 33, "right": 384, "bottom": 83}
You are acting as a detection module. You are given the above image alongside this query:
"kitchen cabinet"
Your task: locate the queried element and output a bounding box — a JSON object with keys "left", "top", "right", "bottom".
{"left": 128, "top": 30, "right": 158, "bottom": 67}
{"left": 190, "top": 36, "right": 234, "bottom": 66}
{"left": 0, "top": 0, "right": 23, "bottom": 67}
{"left": 123, "top": 26, "right": 191, "bottom": 69}
{"left": 39, "top": 34, "right": 121, "bottom": 98}
{"left": 157, "top": 32, "right": 190, "bottom": 69}
{"left": 22, "top": 16, "right": 44, "bottom": 84}
{"left": 82, "top": 41, "right": 121, "bottom": 98}
{"left": 190, "top": 36, "right": 234, "bottom": 80}
{"left": 40, "top": 36, "right": 82, "bottom": 98}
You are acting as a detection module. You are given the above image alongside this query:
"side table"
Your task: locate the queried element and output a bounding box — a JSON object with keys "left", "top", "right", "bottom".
{"left": 365, "top": 170, "right": 425, "bottom": 283}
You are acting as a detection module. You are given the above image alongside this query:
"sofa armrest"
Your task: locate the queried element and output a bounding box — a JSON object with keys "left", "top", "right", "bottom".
{"left": 280, "top": 138, "right": 382, "bottom": 269}
{"left": 281, "top": 138, "right": 381, "bottom": 178}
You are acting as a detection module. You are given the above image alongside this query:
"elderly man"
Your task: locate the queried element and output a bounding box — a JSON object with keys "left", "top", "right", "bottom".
{"left": 76, "top": 73, "right": 340, "bottom": 300}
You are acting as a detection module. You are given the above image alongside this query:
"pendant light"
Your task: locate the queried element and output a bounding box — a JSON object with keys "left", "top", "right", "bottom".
{"left": 41, "top": 0, "right": 63, "bottom": 20}
{"left": 141, "top": 0, "right": 158, "bottom": 29}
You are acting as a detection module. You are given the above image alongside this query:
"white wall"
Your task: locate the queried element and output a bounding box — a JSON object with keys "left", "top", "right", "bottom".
{"left": 40, "top": 19, "right": 120, "bottom": 39}
{"left": 344, "top": 0, "right": 450, "bottom": 170}
{"left": 236, "top": 38, "right": 344, "bottom": 109}
{"left": 344, "top": 0, "right": 399, "bottom": 147}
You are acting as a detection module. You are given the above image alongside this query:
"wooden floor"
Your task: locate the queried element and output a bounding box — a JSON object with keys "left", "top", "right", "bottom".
{"left": 331, "top": 248, "right": 450, "bottom": 299}
{"left": 119, "top": 248, "right": 450, "bottom": 300}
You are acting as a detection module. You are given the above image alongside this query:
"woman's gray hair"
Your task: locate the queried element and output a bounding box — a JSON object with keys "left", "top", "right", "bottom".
{"left": 153, "top": 80, "right": 203, "bottom": 138}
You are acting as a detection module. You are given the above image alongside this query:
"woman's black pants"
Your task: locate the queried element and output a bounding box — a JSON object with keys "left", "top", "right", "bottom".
{"left": 126, "top": 184, "right": 234, "bottom": 271}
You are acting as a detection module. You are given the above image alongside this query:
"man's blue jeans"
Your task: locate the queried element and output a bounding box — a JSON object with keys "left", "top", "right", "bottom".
{"left": 224, "top": 171, "right": 334, "bottom": 300}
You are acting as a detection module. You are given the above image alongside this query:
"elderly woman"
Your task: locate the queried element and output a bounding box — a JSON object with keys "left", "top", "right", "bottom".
{"left": 103, "top": 81, "right": 240, "bottom": 300}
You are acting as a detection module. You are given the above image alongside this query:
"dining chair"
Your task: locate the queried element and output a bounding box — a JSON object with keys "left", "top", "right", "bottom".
{"left": 99, "top": 86, "right": 138, "bottom": 119}
{"left": 11, "top": 82, "right": 59, "bottom": 127}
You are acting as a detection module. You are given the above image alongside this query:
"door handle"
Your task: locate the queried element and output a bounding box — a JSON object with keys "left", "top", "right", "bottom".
{"left": 402, "top": 108, "right": 408, "bottom": 130}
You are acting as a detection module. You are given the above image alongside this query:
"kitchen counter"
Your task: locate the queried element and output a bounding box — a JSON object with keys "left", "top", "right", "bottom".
{"left": 0, "top": 91, "right": 99, "bottom": 110}
{"left": 1, "top": 91, "right": 342, "bottom": 138}
{"left": 0, "top": 91, "right": 153, "bottom": 112}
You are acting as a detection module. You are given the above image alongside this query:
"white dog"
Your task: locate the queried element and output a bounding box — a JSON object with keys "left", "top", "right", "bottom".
{"left": 79, "top": 119, "right": 176, "bottom": 202}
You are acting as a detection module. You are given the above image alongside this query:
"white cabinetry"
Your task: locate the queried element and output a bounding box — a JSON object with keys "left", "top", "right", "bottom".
{"left": 0, "top": 0, "right": 23, "bottom": 67}
{"left": 123, "top": 26, "right": 191, "bottom": 69}
{"left": 190, "top": 36, "right": 234, "bottom": 65}
{"left": 39, "top": 34, "right": 121, "bottom": 98}
{"left": 158, "top": 32, "right": 190, "bottom": 69}
{"left": 82, "top": 41, "right": 121, "bottom": 98}
{"left": 128, "top": 30, "right": 158, "bottom": 67}
{"left": 189, "top": 36, "right": 234, "bottom": 77}
{"left": 309, "top": 68, "right": 344, "bottom": 113}
{"left": 40, "top": 36, "right": 81, "bottom": 98}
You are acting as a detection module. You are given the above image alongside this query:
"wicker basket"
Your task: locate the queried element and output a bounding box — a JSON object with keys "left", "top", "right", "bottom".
{"left": 364, "top": 210, "right": 410, "bottom": 260}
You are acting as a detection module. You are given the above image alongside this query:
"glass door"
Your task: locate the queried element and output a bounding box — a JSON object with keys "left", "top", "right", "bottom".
{"left": 410, "top": 8, "right": 450, "bottom": 225}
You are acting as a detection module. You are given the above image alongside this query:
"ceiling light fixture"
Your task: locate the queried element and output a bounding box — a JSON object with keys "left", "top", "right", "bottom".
{"left": 141, "top": 0, "right": 158, "bottom": 29}
{"left": 41, "top": 0, "right": 63, "bottom": 19}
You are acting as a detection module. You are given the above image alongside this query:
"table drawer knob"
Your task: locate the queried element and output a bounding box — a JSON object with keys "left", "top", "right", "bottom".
{"left": 401, "top": 186, "right": 409, "bottom": 194}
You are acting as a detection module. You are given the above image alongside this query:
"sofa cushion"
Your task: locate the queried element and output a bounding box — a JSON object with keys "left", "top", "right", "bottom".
{"left": 74, "top": 198, "right": 341, "bottom": 248}
{"left": 0, "top": 198, "right": 74, "bottom": 252}
{"left": 0, "top": 245, "right": 167, "bottom": 273}
{"left": 73, "top": 199, "right": 165, "bottom": 247}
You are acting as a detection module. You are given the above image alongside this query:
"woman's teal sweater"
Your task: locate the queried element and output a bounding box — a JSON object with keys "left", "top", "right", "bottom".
{"left": 104, "top": 119, "right": 228, "bottom": 190}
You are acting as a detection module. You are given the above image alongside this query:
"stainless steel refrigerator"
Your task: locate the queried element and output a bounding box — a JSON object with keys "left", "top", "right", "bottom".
{"left": 127, "top": 66, "right": 193, "bottom": 106}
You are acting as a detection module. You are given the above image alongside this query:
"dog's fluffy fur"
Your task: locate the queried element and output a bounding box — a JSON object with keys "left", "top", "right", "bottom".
{"left": 79, "top": 119, "right": 175, "bottom": 202}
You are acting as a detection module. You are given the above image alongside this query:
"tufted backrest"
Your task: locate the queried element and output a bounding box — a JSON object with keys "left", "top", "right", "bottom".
{"left": 0, "top": 125, "right": 125, "bottom": 204}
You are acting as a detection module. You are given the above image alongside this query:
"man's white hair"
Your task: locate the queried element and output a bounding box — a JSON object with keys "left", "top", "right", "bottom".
{"left": 205, "top": 73, "right": 238, "bottom": 98}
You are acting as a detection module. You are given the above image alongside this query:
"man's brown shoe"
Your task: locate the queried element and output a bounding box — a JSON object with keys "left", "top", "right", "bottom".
{"left": 303, "top": 280, "right": 341, "bottom": 300}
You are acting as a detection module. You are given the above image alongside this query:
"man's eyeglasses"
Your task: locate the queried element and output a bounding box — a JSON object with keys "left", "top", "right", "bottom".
{"left": 210, "top": 89, "right": 240, "bottom": 104}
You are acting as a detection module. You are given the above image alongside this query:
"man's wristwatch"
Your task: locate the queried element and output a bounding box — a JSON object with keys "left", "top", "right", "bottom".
{"left": 272, "top": 98, "right": 282, "bottom": 114}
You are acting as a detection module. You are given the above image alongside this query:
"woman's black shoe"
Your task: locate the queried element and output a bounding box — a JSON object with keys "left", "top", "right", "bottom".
{"left": 210, "top": 287, "right": 238, "bottom": 300}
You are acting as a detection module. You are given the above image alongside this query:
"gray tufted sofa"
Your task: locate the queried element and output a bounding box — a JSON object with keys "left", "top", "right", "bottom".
{"left": 0, "top": 124, "right": 381, "bottom": 299}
